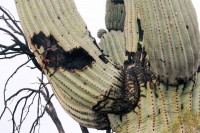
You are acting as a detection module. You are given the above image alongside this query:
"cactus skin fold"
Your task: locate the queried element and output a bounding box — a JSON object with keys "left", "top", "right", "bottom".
{"left": 15, "top": 0, "right": 200, "bottom": 132}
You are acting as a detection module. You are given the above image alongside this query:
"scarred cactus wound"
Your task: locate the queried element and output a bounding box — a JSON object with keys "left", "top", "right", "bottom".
{"left": 31, "top": 32, "right": 95, "bottom": 71}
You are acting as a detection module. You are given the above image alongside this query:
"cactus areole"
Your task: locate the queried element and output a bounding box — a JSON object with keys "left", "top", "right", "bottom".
{"left": 15, "top": 0, "right": 200, "bottom": 132}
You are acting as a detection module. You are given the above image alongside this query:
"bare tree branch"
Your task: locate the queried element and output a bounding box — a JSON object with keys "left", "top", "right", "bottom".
{"left": 80, "top": 125, "right": 89, "bottom": 133}
{"left": 0, "top": 7, "right": 42, "bottom": 71}
{"left": 38, "top": 77, "right": 65, "bottom": 133}
{"left": 106, "top": 129, "right": 111, "bottom": 133}
{"left": 0, "top": 6, "right": 26, "bottom": 42}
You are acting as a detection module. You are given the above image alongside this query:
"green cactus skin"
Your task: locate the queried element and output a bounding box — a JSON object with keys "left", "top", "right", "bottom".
{"left": 97, "top": 29, "right": 107, "bottom": 39}
{"left": 124, "top": 0, "right": 140, "bottom": 52}
{"left": 99, "top": 30, "right": 126, "bottom": 65}
{"left": 136, "top": 0, "right": 200, "bottom": 85}
{"left": 15, "top": 0, "right": 200, "bottom": 132}
{"left": 105, "top": 0, "right": 125, "bottom": 31}
{"left": 108, "top": 75, "right": 200, "bottom": 133}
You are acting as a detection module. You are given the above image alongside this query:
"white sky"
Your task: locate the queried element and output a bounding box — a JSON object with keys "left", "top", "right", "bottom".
{"left": 0, "top": 0, "right": 199, "bottom": 133}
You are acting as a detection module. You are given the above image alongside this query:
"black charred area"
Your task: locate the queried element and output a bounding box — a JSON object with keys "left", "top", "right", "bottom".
{"left": 31, "top": 32, "right": 95, "bottom": 71}
{"left": 125, "top": 44, "right": 155, "bottom": 86}
{"left": 92, "top": 44, "right": 155, "bottom": 117}
{"left": 99, "top": 54, "right": 109, "bottom": 64}
{"left": 197, "top": 66, "right": 200, "bottom": 72}
{"left": 111, "top": 0, "right": 124, "bottom": 4}
{"left": 137, "top": 18, "right": 144, "bottom": 42}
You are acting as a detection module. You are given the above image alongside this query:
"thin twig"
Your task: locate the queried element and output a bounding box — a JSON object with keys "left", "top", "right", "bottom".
{"left": 0, "top": 6, "right": 27, "bottom": 43}
{"left": 38, "top": 76, "right": 65, "bottom": 133}
{"left": 80, "top": 125, "right": 89, "bottom": 133}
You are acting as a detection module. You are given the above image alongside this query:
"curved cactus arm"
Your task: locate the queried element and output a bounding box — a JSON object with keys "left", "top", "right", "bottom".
{"left": 15, "top": 0, "right": 124, "bottom": 129}
{"left": 105, "top": 0, "right": 125, "bottom": 31}
{"left": 99, "top": 30, "right": 126, "bottom": 65}
{"left": 137, "top": 0, "right": 200, "bottom": 85}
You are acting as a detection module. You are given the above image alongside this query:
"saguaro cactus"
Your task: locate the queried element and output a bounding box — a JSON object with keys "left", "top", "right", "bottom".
{"left": 15, "top": 0, "right": 200, "bottom": 132}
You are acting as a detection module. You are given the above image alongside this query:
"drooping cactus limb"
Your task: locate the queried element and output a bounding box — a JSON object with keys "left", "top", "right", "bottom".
{"left": 137, "top": 0, "right": 200, "bottom": 85}
{"left": 105, "top": 0, "right": 125, "bottom": 31}
{"left": 15, "top": 0, "right": 125, "bottom": 129}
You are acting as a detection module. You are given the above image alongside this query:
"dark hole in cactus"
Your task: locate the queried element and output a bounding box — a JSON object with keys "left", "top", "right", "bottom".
{"left": 186, "top": 25, "right": 189, "bottom": 29}
{"left": 197, "top": 66, "right": 200, "bottom": 72}
{"left": 99, "top": 54, "right": 109, "bottom": 64}
{"left": 175, "top": 77, "right": 186, "bottom": 85}
{"left": 111, "top": 0, "right": 124, "bottom": 4}
{"left": 31, "top": 32, "right": 95, "bottom": 71}
{"left": 137, "top": 18, "right": 144, "bottom": 42}
{"left": 181, "top": 104, "right": 184, "bottom": 110}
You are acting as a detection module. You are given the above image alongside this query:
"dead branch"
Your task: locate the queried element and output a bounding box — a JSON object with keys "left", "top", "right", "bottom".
{"left": 0, "top": 6, "right": 66, "bottom": 133}
{"left": 0, "top": 6, "right": 26, "bottom": 42}
{"left": 38, "top": 77, "right": 65, "bottom": 133}
{"left": 0, "top": 6, "right": 95, "bottom": 133}
{"left": 80, "top": 125, "right": 89, "bottom": 133}
{"left": 0, "top": 6, "right": 41, "bottom": 71}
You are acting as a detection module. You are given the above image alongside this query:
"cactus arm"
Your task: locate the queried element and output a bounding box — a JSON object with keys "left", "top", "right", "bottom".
{"left": 105, "top": 0, "right": 125, "bottom": 31}
{"left": 15, "top": 0, "right": 125, "bottom": 129}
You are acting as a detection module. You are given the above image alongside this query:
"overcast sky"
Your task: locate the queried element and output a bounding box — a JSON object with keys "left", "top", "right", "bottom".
{"left": 0, "top": 0, "right": 199, "bottom": 133}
